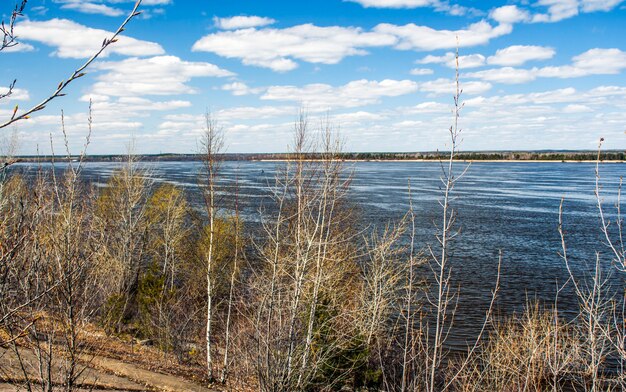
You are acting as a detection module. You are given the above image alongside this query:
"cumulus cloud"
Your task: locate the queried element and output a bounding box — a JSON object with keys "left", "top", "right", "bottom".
{"left": 0, "top": 87, "right": 30, "bottom": 101}
{"left": 467, "top": 48, "right": 626, "bottom": 84}
{"left": 59, "top": 2, "right": 125, "bottom": 17}
{"left": 27, "top": 112, "right": 143, "bottom": 132}
{"left": 213, "top": 16, "right": 276, "bottom": 29}
{"left": 464, "top": 85, "right": 626, "bottom": 107}
{"left": 459, "top": 85, "right": 626, "bottom": 144}
{"left": 15, "top": 18, "right": 164, "bottom": 58}
{"left": 580, "top": 0, "right": 624, "bottom": 11}
{"left": 216, "top": 106, "right": 297, "bottom": 120}
{"left": 79, "top": 95, "right": 192, "bottom": 116}
{"left": 344, "top": 0, "right": 479, "bottom": 15}
{"left": 465, "top": 67, "right": 537, "bottom": 84}
{"left": 406, "top": 101, "right": 451, "bottom": 113}
{"left": 261, "top": 79, "right": 419, "bottom": 108}
{"left": 419, "top": 78, "right": 492, "bottom": 95}
{"left": 529, "top": 0, "right": 624, "bottom": 22}
{"left": 192, "top": 24, "right": 396, "bottom": 72}
{"left": 487, "top": 1, "right": 624, "bottom": 24}
{"left": 418, "top": 45, "right": 555, "bottom": 71}
{"left": 332, "top": 111, "right": 387, "bottom": 123}
{"left": 533, "top": 0, "right": 580, "bottom": 22}
{"left": 418, "top": 53, "right": 486, "bottom": 69}
{"left": 90, "top": 55, "right": 234, "bottom": 97}
{"left": 539, "top": 48, "right": 626, "bottom": 76}
{"left": 410, "top": 68, "right": 434, "bottom": 75}
{"left": 487, "top": 45, "right": 555, "bottom": 66}
{"left": 193, "top": 19, "right": 515, "bottom": 72}
{"left": 345, "top": 0, "right": 439, "bottom": 8}
{"left": 220, "top": 82, "right": 263, "bottom": 96}
{"left": 132, "top": 0, "right": 171, "bottom": 4}
{"left": 1, "top": 42, "right": 35, "bottom": 52}
{"left": 563, "top": 104, "right": 593, "bottom": 113}
{"left": 489, "top": 5, "right": 531, "bottom": 24}
{"left": 374, "top": 20, "right": 512, "bottom": 52}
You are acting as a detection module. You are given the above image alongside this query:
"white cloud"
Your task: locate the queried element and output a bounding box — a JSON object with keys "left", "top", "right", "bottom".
{"left": 530, "top": 0, "right": 624, "bottom": 22}
{"left": 406, "top": 101, "right": 451, "bottom": 114}
{"left": 418, "top": 52, "right": 486, "bottom": 69}
{"left": 345, "top": 0, "right": 439, "bottom": 8}
{"left": 581, "top": 0, "right": 624, "bottom": 11}
{"left": 374, "top": 20, "right": 512, "bottom": 52}
{"left": 60, "top": 2, "right": 125, "bottom": 17}
{"left": 1, "top": 42, "right": 35, "bottom": 52}
{"left": 15, "top": 18, "right": 164, "bottom": 58}
{"left": 548, "top": 48, "right": 626, "bottom": 75}
{"left": 410, "top": 68, "right": 434, "bottom": 75}
{"left": 489, "top": 5, "right": 531, "bottom": 24}
{"left": 0, "top": 87, "right": 30, "bottom": 101}
{"left": 332, "top": 111, "right": 387, "bottom": 123}
{"left": 563, "top": 104, "right": 593, "bottom": 113}
{"left": 418, "top": 45, "right": 555, "bottom": 71}
{"left": 90, "top": 55, "right": 234, "bottom": 97}
{"left": 220, "top": 82, "right": 263, "bottom": 96}
{"left": 464, "top": 85, "right": 626, "bottom": 107}
{"left": 344, "top": 0, "right": 476, "bottom": 15}
{"left": 92, "top": 0, "right": 172, "bottom": 5}
{"left": 419, "top": 78, "right": 492, "bottom": 95}
{"left": 452, "top": 85, "right": 626, "bottom": 150}
{"left": 216, "top": 106, "right": 298, "bottom": 120}
{"left": 192, "top": 24, "right": 396, "bottom": 72}
{"left": 487, "top": 45, "right": 555, "bottom": 66}
{"left": 214, "top": 16, "right": 276, "bottom": 29}
{"left": 533, "top": 0, "right": 580, "bottom": 22}
{"left": 261, "top": 79, "right": 419, "bottom": 108}
{"left": 28, "top": 112, "right": 143, "bottom": 131}
{"left": 192, "top": 20, "right": 515, "bottom": 72}
{"left": 80, "top": 95, "right": 192, "bottom": 116}
{"left": 465, "top": 67, "right": 537, "bottom": 84}
{"left": 468, "top": 48, "right": 626, "bottom": 84}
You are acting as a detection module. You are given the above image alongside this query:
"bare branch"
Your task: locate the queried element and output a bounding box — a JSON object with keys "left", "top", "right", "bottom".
{"left": 0, "top": 0, "right": 144, "bottom": 129}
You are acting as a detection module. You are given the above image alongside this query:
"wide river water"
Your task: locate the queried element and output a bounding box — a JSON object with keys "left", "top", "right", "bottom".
{"left": 12, "top": 160, "right": 626, "bottom": 349}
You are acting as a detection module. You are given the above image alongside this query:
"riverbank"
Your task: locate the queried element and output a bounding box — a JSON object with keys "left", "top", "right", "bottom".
{"left": 5, "top": 150, "right": 626, "bottom": 164}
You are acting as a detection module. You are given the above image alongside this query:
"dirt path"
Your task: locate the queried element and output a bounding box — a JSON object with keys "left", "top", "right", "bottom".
{"left": 0, "top": 347, "right": 212, "bottom": 392}
{"left": 87, "top": 355, "right": 212, "bottom": 392}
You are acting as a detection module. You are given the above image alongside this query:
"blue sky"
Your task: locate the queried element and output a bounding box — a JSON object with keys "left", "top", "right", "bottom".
{"left": 1, "top": 0, "right": 625, "bottom": 154}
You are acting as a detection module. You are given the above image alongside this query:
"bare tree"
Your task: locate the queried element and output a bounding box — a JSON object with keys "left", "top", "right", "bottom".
{"left": 94, "top": 143, "right": 150, "bottom": 333}
{"left": 221, "top": 169, "right": 242, "bottom": 383}
{"left": 199, "top": 112, "right": 224, "bottom": 383}
{"left": 43, "top": 107, "right": 98, "bottom": 391}
{"left": 425, "top": 44, "right": 468, "bottom": 392}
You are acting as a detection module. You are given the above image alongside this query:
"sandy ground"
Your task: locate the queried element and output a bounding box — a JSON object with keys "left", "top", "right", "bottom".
{"left": 0, "top": 346, "right": 212, "bottom": 392}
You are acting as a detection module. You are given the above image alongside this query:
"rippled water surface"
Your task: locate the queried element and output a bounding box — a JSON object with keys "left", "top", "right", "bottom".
{"left": 14, "top": 160, "right": 626, "bottom": 348}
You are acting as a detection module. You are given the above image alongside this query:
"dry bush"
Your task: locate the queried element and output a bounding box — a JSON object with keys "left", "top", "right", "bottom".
{"left": 451, "top": 304, "right": 581, "bottom": 392}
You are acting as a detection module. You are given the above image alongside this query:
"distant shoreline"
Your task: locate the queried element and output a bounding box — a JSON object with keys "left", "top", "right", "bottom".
{"left": 257, "top": 159, "right": 625, "bottom": 163}
{"left": 5, "top": 150, "right": 625, "bottom": 164}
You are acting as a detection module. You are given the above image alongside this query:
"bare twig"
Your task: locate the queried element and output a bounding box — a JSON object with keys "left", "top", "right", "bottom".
{"left": 0, "top": 0, "right": 143, "bottom": 129}
{"left": 0, "top": 0, "right": 27, "bottom": 52}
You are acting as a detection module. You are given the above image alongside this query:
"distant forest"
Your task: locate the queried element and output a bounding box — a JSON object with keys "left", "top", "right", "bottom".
{"left": 9, "top": 150, "right": 626, "bottom": 162}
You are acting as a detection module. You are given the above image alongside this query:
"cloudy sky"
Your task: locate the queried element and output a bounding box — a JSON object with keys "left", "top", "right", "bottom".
{"left": 1, "top": 0, "right": 625, "bottom": 154}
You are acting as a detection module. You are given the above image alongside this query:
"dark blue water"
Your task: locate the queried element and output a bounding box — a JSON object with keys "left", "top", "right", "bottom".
{"left": 12, "top": 160, "right": 626, "bottom": 348}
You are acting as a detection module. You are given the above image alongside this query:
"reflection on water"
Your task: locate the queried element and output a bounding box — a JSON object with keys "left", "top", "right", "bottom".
{"left": 12, "top": 160, "right": 626, "bottom": 349}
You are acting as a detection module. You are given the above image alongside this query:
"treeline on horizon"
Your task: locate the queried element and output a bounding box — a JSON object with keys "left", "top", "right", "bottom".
{"left": 9, "top": 150, "right": 626, "bottom": 163}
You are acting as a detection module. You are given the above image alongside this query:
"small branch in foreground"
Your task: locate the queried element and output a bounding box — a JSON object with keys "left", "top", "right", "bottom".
{"left": 0, "top": 0, "right": 143, "bottom": 130}
{"left": 0, "top": 0, "right": 27, "bottom": 52}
